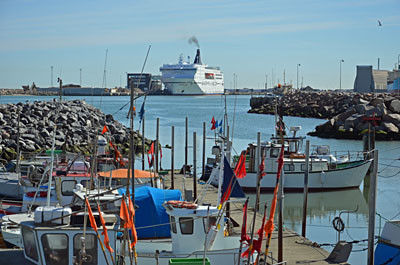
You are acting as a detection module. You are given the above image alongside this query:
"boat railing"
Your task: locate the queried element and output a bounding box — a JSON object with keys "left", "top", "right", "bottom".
{"left": 311, "top": 150, "right": 370, "bottom": 163}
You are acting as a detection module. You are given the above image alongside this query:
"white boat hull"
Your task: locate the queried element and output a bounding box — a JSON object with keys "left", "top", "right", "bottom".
{"left": 238, "top": 160, "right": 372, "bottom": 192}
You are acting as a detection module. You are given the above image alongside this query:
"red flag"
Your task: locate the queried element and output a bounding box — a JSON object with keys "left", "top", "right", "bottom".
{"left": 211, "top": 116, "right": 216, "bottom": 130}
{"left": 120, "top": 198, "right": 131, "bottom": 229}
{"left": 128, "top": 196, "right": 137, "bottom": 248}
{"left": 242, "top": 203, "right": 267, "bottom": 257}
{"left": 234, "top": 151, "right": 247, "bottom": 179}
{"left": 85, "top": 198, "right": 98, "bottom": 233}
{"left": 147, "top": 141, "right": 155, "bottom": 167}
{"left": 259, "top": 155, "right": 266, "bottom": 178}
{"left": 102, "top": 125, "right": 109, "bottom": 134}
{"left": 240, "top": 199, "right": 250, "bottom": 243}
{"left": 264, "top": 145, "right": 285, "bottom": 236}
{"left": 97, "top": 203, "right": 114, "bottom": 253}
{"left": 109, "top": 141, "right": 125, "bottom": 167}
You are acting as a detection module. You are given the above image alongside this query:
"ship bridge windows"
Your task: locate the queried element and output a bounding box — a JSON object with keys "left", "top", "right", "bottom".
{"left": 73, "top": 234, "right": 98, "bottom": 265}
{"left": 179, "top": 217, "right": 194, "bottom": 235}
{"left": 22, "top": 226, "right": 39, "bottom": 262}
{"left": 170, "top": 216, "right": 177, "bottom": 234}
{"left": 205, "top": 73, "right": 215, "bottom": 79}
{"left": 41, "top": 233, "right": 69, "bottom": 265}
{"left": 203, "top": 216, "right": 217, "bottom": 233}
{"left": 270, "top": 148, "right": 280, "bottom": 158}
{"left": 284, "top": 164, "right": 295, "bottom": 171}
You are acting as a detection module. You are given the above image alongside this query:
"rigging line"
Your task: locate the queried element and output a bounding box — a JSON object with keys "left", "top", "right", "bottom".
{"left": 378, "top": 170, "right": 400, "bottom": 178}
{"left": 127, "top": 45, "right": 151, "bottom": 121}
{"left": 100, "top": 49, "right": 108, "bottom": 109}
{"left": 379, "top": 162, "right": 400, "bottom": 169}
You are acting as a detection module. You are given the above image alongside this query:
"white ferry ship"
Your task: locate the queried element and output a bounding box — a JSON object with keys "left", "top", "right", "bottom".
{"left": 160, "top": 49, "right": 224, "bottom": 95}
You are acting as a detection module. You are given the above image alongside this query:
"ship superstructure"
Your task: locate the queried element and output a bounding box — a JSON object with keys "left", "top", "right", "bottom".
{"left": 160, "top": 49, "right": 224, "bottom": 95}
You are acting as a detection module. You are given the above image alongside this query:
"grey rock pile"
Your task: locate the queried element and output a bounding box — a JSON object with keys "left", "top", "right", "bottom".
{"left": 249, "top": 91, "right": 400, "bottom": 140}
{"left": 248, "top": 91, "right": 400, "bottom": 119}
{"left": 0, "top": 100, "right": 150, "bottom": 161}
{"left": 308, "top": 96, "right": 400, "bottom": 140}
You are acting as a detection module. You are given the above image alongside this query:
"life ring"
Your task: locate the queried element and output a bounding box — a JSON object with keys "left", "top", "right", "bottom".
{"left": 289, "top": 153, "right": 305, "bottom": 159}
{"left": 167, "top": 200, "right": 198, "bottom": 209}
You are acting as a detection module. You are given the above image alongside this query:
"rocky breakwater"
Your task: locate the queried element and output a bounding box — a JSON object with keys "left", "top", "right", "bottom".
{"left": 248, "top": 91, "right": 393, "bottom": 119}
{"left": 308, "top": 97, "right": 400, "bottom": 140}
{"left": 0, "top": 100, "right": 151, "bottom": 161}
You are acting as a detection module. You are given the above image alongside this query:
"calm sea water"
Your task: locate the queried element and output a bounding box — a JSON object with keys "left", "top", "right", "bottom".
{"left": 1, "top": 94, "right": 399, "bottom": 264}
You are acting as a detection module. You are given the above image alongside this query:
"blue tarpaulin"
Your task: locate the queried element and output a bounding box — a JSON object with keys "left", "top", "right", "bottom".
{"left": 118, "top": 186, "right": 182, "bottom": 239}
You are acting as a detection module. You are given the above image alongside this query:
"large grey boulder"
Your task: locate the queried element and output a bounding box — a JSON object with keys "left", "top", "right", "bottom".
{"left": 389, "top": 100, "right": 400, "bottom": 113}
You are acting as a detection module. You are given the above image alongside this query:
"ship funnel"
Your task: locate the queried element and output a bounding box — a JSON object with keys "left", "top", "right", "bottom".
{"left": 193, "top": 49, "right": 202, "bottom": 64}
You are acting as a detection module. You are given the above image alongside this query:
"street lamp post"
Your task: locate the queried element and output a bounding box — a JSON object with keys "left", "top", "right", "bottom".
{"left": 398, "top": 54, "right": 400, "bottom": 70}
{"left": 340, "top": 59, "right": 344, "bottom": 92}
{"left": 297, "top": 64, "right": 301, "bottom": 89}
{"left": 80, "top": 68, "right": 82, "bottom": 86}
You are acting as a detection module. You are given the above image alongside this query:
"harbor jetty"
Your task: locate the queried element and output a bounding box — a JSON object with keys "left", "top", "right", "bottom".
{"left": 0, "top": 100, "right": 150, "bottom": 162}
{"left": 249, "top": 91, "right": 400, "bottom": 140}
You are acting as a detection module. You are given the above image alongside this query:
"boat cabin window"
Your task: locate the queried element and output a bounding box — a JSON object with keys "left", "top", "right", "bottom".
{"left": 22, "top": 226, "right": 39, "bottom": 262}
{"left": 179, "top": 217, "right": 194, "bottom": 235}
{"left": 41, "top": 233, "right": 69, "bottom": 265}
{"left": 73, "top": 234, "right": 98, "bottom": 265}
{"left": 203, "top": 216, "right": 217, "bottom": 233}
{"left": 80, "top": 180, "right": 92, "bottom": 189}
{"left": 170, "top": 216, "right": 177, "bottom": 233}
{"left": 270, "top": 148, "right": 280, "bottom": 158}
{"left": 62, "top": 180, "right": 77, "bottom": 196}
{"left": 284, "top": 164, "right": 294, "bottom": 171}
{"left": 300, "top": 164, "right": 312, "bottom": 171}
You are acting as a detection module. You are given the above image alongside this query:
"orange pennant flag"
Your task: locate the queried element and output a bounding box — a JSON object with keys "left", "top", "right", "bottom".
{"left": 85, "top": 198, "right": 98, "bottom": 233}
{"left": 120, "top": 197, "right": 131, "bottom": 229}
{"left": 128, "top": 196, "right": 138, "bottom": 248}
{"left": 102, "top": 125, "right": 109, "bottom": 134}
{"left": 97, "top": 203, "right": 114, "bottom": 253}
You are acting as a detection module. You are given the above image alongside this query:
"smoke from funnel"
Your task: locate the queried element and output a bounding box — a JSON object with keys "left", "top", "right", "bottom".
{"left": 188, "top": 36, "right": 200, "bottom": 48}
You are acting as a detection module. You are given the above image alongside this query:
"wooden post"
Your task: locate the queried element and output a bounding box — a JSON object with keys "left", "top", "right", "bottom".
{"left": 156, "top": 118, "right": 159, "bottom": 173}
{"left": 249, "top": 132, "right": 261, "bottom": 263}
{"left": 202, "top": 122, "right": 206, "bottom": 179}
{"left": 367, "top": 150, "right": 379, "bottom": 265}
{"left": 185, "top": 117, "right": 188, "bottom": 167}
{"left": 142, "top": 115, "right": 145, "bottom": 170}
{"left": 278, "top": 169, "right": 284, "bottom": 262}
{"left": 171, "top": 126, "right": 175, "bottom": 189}
{"left": 226, "top": 126, "right": 230, "bottom": 164}
{"left": 226, "top": 125, "right": 230, "bottom": 218}
{"left": 16, "top": 112, "right": 20, "bottom": 175}
{"left": 255, "top": 132, "right": 260, "bottom": 212}
{"left": 58, "top": 78, "right": 62, "bottom": 101}
{"left": 301, "top": 140, "right": 310, "bottom": 237}
{"left": 193, "top": 132, "right": 197, "bottom": 201}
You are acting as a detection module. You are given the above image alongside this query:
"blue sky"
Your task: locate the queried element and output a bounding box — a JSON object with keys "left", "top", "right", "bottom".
{"left": 0, "top": 0, "right": 399, "bottom": 89}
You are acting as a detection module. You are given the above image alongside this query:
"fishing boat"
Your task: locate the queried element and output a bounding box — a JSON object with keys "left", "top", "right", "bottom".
{"left": 206, "top": 126, "right": 372, "bottom": 192}
{"left": 375, "top": 220, "right": 400, "bottom": 264}
{"left": 16, "top": 183, "right": 252, "bottom": 265}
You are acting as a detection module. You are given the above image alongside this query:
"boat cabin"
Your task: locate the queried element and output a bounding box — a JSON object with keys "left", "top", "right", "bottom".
{"left": 20, "top": 207, "right": 118, "bottom": 265}
{"left": 246, "top": 140, "right": 329, "bottom": 174}
{"left": 164, "top": 202, "right": 231, "bottom": 254}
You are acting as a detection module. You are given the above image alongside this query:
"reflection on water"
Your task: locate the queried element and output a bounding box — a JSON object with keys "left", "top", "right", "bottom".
{"left": 246, "top": 188, "right": 368, "bottom": 234}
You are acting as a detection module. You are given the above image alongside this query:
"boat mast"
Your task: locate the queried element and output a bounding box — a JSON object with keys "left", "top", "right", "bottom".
{"left": 46, "top": 124, "right": 57, "bottom": 206}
